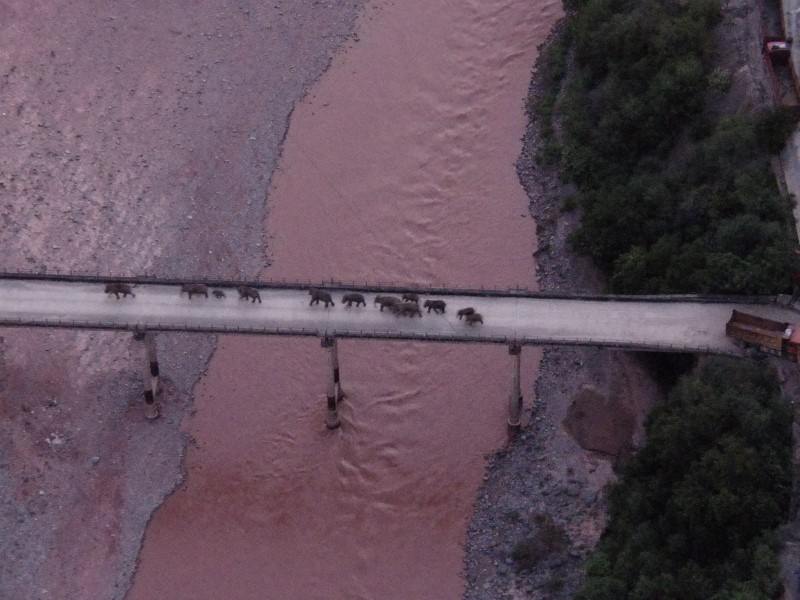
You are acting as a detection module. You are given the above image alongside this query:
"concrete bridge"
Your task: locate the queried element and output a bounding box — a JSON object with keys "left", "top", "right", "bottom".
{"left": 0, "top": 273, "right": 797, "bottom": 428}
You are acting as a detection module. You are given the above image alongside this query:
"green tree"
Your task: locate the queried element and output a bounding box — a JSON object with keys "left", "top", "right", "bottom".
{"left": 575, "top": 358, "right": 792, "bottom": 599}
{"left": 543, "top": 0, "right": 795, "bottom": 296}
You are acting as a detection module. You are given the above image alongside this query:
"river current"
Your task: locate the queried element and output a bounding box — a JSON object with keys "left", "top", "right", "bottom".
{"left": 129, "top": 0, "right": 561, "bottom": 597}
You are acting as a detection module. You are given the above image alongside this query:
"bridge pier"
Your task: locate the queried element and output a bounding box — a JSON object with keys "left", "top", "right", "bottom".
{"left": 508, "top": 344, "right": 523, "bottom": 428}
{"left": 322, "top": 337, "right": 344, "bottom": 429}
{"left": 134, "top": 331, "right": 160, "bottom": 420}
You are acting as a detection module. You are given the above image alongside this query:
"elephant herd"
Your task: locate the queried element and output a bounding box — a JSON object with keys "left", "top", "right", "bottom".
{"left": 104, "top": 282, "right": 484, "bottom": 325}
{"left": 307, "top": 289, "right": 483, "bottom": 324}
{"left": 104, "top": 282, "right": 261, "bottom": 302}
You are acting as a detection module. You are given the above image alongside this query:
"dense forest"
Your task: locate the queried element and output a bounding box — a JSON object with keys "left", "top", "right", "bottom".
{"left": 539, "top": 0, "right": 798, "bottom": 294}
{"left": 575, "top": 358, "right": 792, "bottom": 599}
{"left": 532, "top": 0, "right": 799, "bottom": 596}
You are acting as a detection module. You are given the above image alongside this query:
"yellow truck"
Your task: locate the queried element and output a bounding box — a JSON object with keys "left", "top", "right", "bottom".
{"left": 726, "top": 310, "right": 800, "bottom": 361}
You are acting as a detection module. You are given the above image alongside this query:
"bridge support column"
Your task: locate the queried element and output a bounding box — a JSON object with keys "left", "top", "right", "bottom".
{"left": 134, "top": 331, "right": 160, "bottom": 420}
{"left": 322, "top": 337, "right": 344, "bottom": 429}
{"left": 508, "top": 344, "right": 523, "bottom": 428}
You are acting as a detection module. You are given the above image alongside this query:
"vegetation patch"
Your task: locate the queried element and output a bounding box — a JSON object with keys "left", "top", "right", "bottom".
{"left": 511, "top": 513, "right": 569, "bottom": 571}
{"left": 526, "top": 0, "right": 800, "bottom": 595}
{"left": 536, "top": 0, "right": 798, "bottom": 294}
{"left": 575, "top": 358, "right": 793, "bottom": 599}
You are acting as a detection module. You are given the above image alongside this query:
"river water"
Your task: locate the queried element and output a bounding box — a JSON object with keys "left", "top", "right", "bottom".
{"left": 129, "top": 0, "right": 561, "bottom": 598}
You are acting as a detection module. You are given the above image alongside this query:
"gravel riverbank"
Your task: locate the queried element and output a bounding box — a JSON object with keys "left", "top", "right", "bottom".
{"left": 0, "top": 2, "right": 362, "bottom": 598}
{"left": 464, "top": 0, "right": 800, "bottom": 596}
{"left": 462, "top": 25, "right": 666, "bottom": 599}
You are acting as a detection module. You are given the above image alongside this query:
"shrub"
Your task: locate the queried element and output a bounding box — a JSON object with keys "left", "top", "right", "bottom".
{"left": 511, "top": 515, "right": 568, "bottom": 571}
{"left": 707, "top": 67, "right": 731, "bottom": 94}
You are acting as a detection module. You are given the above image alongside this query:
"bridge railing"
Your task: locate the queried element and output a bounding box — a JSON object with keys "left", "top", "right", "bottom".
{"left": 0, "top": 314, "right": 744, "bottom": 356}
{"left": 0, "top": 270, "right": 780, "bottom": 305}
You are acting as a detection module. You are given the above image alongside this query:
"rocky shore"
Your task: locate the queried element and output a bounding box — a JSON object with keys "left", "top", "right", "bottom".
{"left": 462, "top": 25, "right": 666, "bottom": 600}
{"left": 463, "top": 0, "right": 800, "bottom": 596}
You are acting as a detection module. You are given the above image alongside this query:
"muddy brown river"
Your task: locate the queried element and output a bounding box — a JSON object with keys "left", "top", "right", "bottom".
{"left": 128, "top": 0, "right": 561, "bottom": 597}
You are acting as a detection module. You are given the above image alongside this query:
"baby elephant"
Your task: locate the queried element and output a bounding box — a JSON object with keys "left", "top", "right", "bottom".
{"left": 309, "top": 288, "right": 335, "bottom": 307}
{"left": 212, "top": 290, "right": 226, "bottom": 299}
{"left": 402, "top": 292, "right": 419, "bottom": 303}
{"left": 237, "top": 285, "right": 262, "bottom": 303}
{"left": 391, "top": 302, "right": 422, "bottom": 317}
{"left": 374, "top": 295, "right": 401, "bottom": 311}
{"left": 423, "top": 299, "right": 446, "bottom": 314}
{"left": 181, "top": 283, "right": 208, "bottom": 299}
{"left": 464, "top": 312, "right": 483, "bottom": 325}
{"left": 104, "top": 282, "right": 135, "bottom": 299}
{"left": 457, "top": 307, "right": 475, "bottom": 320}
{"left": 342, "top": 292, "right": 366, "bottom": 307}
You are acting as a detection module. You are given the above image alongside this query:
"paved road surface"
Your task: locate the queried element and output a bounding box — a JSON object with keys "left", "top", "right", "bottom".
{"left": 0, "top": 278, "right": 796, "bottom": 354}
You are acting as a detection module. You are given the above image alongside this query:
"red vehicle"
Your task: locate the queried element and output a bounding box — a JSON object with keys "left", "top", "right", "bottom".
{"left": 761, "top": 35, "right": 800, "bottom": 112}
{"left": 765, "top": 38, "right": 791, "bottom": 65}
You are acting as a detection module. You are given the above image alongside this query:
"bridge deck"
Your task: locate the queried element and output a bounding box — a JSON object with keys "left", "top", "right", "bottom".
{"left": 0, "top": 277, "right": 797, "bottom": 354}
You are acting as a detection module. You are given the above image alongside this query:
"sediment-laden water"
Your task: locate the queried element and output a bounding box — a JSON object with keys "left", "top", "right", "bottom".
{"left": 129, "top": 0, "right": 561, "bottom": 597}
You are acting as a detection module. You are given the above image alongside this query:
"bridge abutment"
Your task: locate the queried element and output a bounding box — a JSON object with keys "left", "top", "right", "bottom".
{"left": 134, "top": 331, "right": 160, "bottom": 420}
{"left": 322, "top": 337, "right": 344, "bottom": 429}
{"left": 508, "top": 344, "right": 522, "bottom": 428}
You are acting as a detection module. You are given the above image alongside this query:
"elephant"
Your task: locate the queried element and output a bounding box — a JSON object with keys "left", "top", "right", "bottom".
{"left": 464, "top": 312, "right": 483, "bottom": 325}
{"left": 390, "top": 302, "right": 422, "bottom": 317}
{"left": 374, "top": 295, "right": 401, "bottom": 311}
{"left": 104, "top": 282, "right": 135, "bottom": 299}
{"left": 342, "top": 292, "right": 366, "bottom": 307}
{"left": 180, "top": 283, "right": 209, "bottom": 299}
{"left": 423, "top": 299, "right": 446, "bottom": 314}
{"left": 237, "top": 286, "right": 262, "bottom": 303}
{"left": 309, "top": 288, "right": 335, "bottom": 307}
